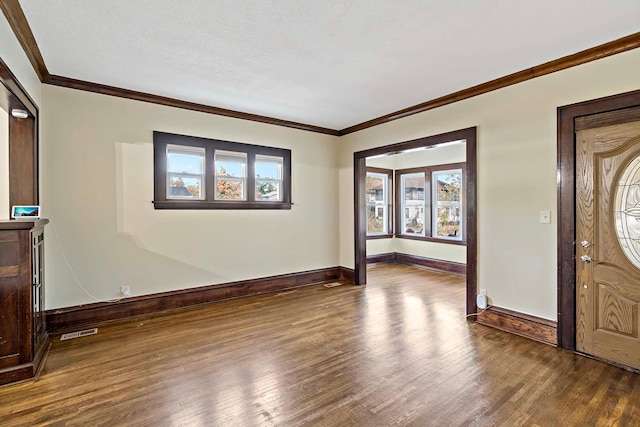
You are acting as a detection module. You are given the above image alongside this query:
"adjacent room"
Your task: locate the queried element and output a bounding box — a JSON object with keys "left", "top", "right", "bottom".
{"left": 1, "top": 1, "right": 640, "bottom": 425}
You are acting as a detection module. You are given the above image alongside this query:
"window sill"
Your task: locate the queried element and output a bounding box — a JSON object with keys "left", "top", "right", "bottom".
{"left": 394, "top": 234, "right": 466, "bottom": 246}
{"left": 366, "top": 233, "right": 394, "bottom": 240}
{"left": 153, "top": 200, "right": 293, "bottom": 210}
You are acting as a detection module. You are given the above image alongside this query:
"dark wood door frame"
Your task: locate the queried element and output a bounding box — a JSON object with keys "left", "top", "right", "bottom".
{"left": 354, "top": 127, "right": 478, "bottom": 315}
{"left": 0, "top": 57, "right": 39, "bottom": 212}
{"left": 557, "top": 89, "right": 640, "bottom": 351}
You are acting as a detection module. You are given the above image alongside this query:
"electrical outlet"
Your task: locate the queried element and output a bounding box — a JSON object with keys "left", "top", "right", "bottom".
{"left": 479, "top": 288, "right": 487, "bottom": 296}
{"left": 120, "top": 286, "right": 131, "bottom": 297}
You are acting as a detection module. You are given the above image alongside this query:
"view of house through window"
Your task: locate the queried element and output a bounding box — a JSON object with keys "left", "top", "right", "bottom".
{"left": 401, "top": 172, "right": 425, "bottom": 235}
{"left": 366, "top": 171, "right": 389, "bottom": 234}
{"left": 433, "top": 169, "right": 462, "bottom": 239}
{"left": 167, "top": 145, "right": 205, "bottom": 199}
{"left": 396, "top": 165, "right": 463, "bottom": 242}
{"left": 364, "top": 143, "right": 465, "bottom": 245}
{"left": 256, "top": 155, "right": 283, "bottom": 201}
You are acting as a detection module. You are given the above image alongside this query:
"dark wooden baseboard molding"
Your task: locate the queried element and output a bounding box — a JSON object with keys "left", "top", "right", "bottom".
{"left": 46, "top": 267, "right": 342, "bottom": 334}
{"left": 366, "top": 252, "right": 466, "bottom": 275}
{"left": 366, "top": 252, "right": 397, "bottom": 265}
{"left": 340, "top": 267, "right": 355, "bottom": 283}
{"left": 396, "top": 253, "right": 466, "bottom": 275}
{"left": 477, "top": 306, "right": 557, "bottom": 346}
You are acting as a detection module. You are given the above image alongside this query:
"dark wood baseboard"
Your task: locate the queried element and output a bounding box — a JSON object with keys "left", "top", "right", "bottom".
{"left": 46, "top": 267, "right": 341, "bottom": 334}
{"left": 366, "top": 252, "right": 397, "bottom": 265}
{"left": 477, "top": 306, "right": 558, "bottom": 346}
{"left": 340, "top": 267, "right": 355, "bottom": 283}
{"left": 366, "top": 252, "right": 466, "bottom": 275}
{"left": 395, "top": 253, "right": 466, "bottom": 275}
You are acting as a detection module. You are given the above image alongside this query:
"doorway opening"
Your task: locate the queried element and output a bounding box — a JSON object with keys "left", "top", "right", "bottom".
{"left": 353, "top": 127, "right": 477, "bottom": 315}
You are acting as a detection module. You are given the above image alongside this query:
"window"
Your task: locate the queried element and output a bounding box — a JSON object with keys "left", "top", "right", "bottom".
{"left": 401, "top": 172, "right": 425, "bottom": 235}
{"left": 432, "top": 169, "right": 462, "bottom": 239}
{"left": 215, "top": 150, "right": 247, "bottom": 200}
{"left": 395, "top": 163, "right": 465, "bottom": 244}
{"left": 154, "top": 131, "right": 291, "bottom": 209}
{"left": 255, "top": 155, "right": 284, "bottom": 201}
{"left": 167, "top": 145, "right": 206, "bottom": 199}
{"left": 366, "top": 167, "right": 393, "bottom": 236}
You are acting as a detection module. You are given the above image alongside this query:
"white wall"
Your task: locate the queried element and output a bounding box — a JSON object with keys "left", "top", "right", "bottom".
{"left": 0, "top": 13, "right": 41, "bottom": 107}
{"left": 0, "top": 109, "right": 8, "bottom": 219}
{"left": 340, "top": 48, "right": 640, "bottom": 320}
{"left": 41, "top": 85, "right": 340, "bottom": 309}
{"left": 366, "top": 143, "right": 467, "bottom": 261}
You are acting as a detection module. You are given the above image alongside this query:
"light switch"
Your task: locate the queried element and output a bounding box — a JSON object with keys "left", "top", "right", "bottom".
{"left": 539, "top": 210, "right": 551, "bottom": 224}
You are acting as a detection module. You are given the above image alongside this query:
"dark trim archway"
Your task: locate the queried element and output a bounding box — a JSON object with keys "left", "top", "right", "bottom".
{"left": 354, "top": 127, "right": 477, "bottom": 315}
{"left": 557, "top": 89, "right": 640, "bottom": 351}
{"left": 0, "top": 57, "right": 39, "bottom": 214}
{"left": 8, "top": 101, "right": 38, "bottom": 209}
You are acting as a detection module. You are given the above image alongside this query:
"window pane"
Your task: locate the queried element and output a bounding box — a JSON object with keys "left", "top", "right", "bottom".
{"left": 216, "top": 178, "right": 245, "bottom": 200}
{"left": 215, "top": 150, "right": 247, "bottom": 200}
{"left": 256, "top": 180, "right": 281, "bottom": 201}
{"left": 169, "top": 175, "right": 203, "bottom": 199}
{"left": 215, "top": 150, "right": 247, "bottom": 177}
{"left": 615, "top": 155, "right": 640, "bottom": 269}
{"left": 167, "top": 145, "right": 205, "bottom": 199}
{"left": 402, "top": 173, "right": 425, "bottom": 235}
{"left": 255, "top": 155, "right": 283, "bottom": 201}
{"left": 167, "top": 146, "right": 204, "bottom": 174}
{"left": 256, "top": 155, "right": 283, "bottom": 180}
{"left": 366, "top": 174, "right": 384, "bottom": 202}
{"left": 433, "top": 169, "right": 462, "bottom": 239}
{"left": 366, "top": 172, "right": 387, "bottom": 235}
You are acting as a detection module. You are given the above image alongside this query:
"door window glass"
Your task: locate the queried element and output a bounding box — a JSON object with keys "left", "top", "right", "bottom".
{"left": 615, "top": 155, "right": 640, "bottom": 268}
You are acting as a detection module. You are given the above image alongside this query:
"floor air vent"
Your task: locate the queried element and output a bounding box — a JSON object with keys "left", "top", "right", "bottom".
{"left": 60, "top": 328, "right": 98, "bottom": 341}
{"left": 323, "top": 282, "right": 343, "bottom": 288}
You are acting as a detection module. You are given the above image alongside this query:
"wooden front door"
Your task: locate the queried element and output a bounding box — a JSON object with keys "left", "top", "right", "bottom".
{"left": 576, "top": 107, "right": 640, "bottom": 369}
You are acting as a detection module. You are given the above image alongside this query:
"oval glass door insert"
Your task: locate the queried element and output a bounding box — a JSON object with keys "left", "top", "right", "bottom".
{"left": 615, "top": 155, "right": 640, "bottom": 269}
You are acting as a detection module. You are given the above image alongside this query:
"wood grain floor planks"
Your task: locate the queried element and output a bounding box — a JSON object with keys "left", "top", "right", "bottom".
{"left": 1, "top": 263, "right": 639, "bottom": 426}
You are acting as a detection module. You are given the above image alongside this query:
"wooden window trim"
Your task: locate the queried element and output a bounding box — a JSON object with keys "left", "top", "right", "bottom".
{"left": 153, "top": 131, "right": 292, "bottom": 209}
{"left": 395, "top": 162, "right": 466, "bottom": 245}
{"left": 365, "top": 166, "right": 393, "bottom": 239}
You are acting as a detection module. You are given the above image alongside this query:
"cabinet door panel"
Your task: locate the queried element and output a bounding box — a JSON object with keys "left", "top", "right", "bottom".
{"left": 0, "top": 277, "right": 20, "bottom": 367}
{"left": 0, "top": 235, "right": 21, "bottom": 365}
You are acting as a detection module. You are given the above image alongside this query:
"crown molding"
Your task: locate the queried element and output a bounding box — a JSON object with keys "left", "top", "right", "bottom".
{"left": 42, "top": 74, "right": 340, "bottom": 135}
{"left": 2, "top": 0, "right": 339, "bottom": 135}
{"left": 0, "top": 0, "right": 48, "bottom": 81}
{"left": 340, "top": 32, "right": 640, "bottom": 135}
{"left": 3, "top": 0, "right": 639, "bottom": 136}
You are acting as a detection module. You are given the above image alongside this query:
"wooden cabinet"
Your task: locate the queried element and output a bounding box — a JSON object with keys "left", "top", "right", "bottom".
{"left": 0, "top": 219, "right": 49, "bottom": 386}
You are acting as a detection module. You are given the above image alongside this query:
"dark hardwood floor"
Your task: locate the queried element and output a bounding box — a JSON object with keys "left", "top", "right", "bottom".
{"left": 1, "top": 263, "right": 639, "bottom": 426}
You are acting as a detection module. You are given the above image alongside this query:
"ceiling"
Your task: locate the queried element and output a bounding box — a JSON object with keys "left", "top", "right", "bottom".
{"left": 17, "top": 1, "right": 640, "bottom": 131}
